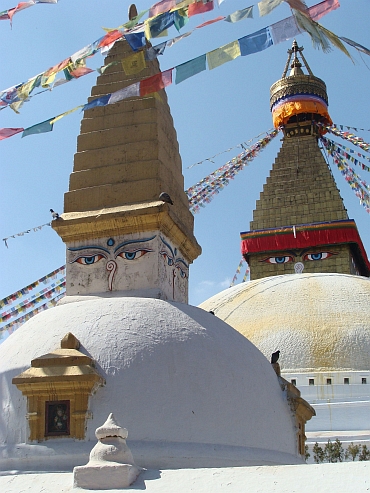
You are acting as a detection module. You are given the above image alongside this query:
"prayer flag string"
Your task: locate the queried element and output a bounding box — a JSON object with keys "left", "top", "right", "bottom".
{"left": 2, "top": 221, "right": 52, "bottom": 248}
{"left": 0, "top": 0, "right": 341, "bottom": 116}
{"left": 186, "top": 129, "right": 279, "bottom": 213}
{"left": 0, "top": 278, "right": 66, "bottom": 323}
{"left": 319, "top": 124, "right": 370, "bottom": 153}
{"left": 0, "top": 0, "right": 60, "bottom": 26}
{"left": 186, "top": 128, "right": 275, "bottom": 168}
{"left": 321, "top": 136, "right": 370, "bottom": 214}
{"left": 229, "top": 257, "right": 250, "bottom": 287}
{"left": 0, "top": 293, "right": 65, "bottom": 336}
{"left": 0, "top": 265, "right": 65, "bottom": 308}
{"left": 323, "top": 136, "right": 370, "bottom": 171}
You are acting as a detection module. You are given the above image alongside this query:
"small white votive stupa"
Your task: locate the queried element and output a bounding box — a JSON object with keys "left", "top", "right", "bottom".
{"left": 73, "top": 413, "right": 139, "bottom": 489}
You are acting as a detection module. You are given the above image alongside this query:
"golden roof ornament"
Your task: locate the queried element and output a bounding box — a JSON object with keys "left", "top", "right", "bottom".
{"left": 270, "top": 40, "right": 332, "bottom": 132}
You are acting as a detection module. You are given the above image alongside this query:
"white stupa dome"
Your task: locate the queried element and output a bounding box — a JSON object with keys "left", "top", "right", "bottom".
{"left": 199, "top": 273, "right": 370, "bottom": 373}
{"left": 0, "top": 296, "right": 300, "bottom": 471}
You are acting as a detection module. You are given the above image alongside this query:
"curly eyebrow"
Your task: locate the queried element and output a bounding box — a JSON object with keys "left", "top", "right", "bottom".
{"left": 114, "top": 235, "right": 156, "bottom": 254}
{"left": 175, "top": 258, "right": 189, "bottom": 269}
{"left": 68, "top": 245, "right": 110, "bottom": 254}
{"left": 160, "top": 236, "right": 174, "bottom": 257}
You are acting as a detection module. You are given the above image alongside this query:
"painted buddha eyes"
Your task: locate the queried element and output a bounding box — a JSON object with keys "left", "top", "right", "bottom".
{"left": 71, "top": 249, "right": 152, "bottom": 265}
{"left": 160, "top": 251, "right": 188, "bottom": 278}
{"left": 261, "top": 252, "right": 334, "bottom": 264}
{"left": 75, "top": 254, "right": 105, "bottom": 265}
{"left": 116, "top": 249, "right": 152, "bottom": 261}
{"left": 160, "top": 251, "right": 174, "bottom": 266}
{"left": 303, "top": 252, "right": 333, "bottom": 261}
{"left": 263, "top": 256, "right": 293, "bottom": 264}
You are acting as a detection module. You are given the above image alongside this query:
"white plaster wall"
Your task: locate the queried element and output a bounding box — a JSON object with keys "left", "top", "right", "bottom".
{"left": 0, "top": 297, "right": 299, "bottom": 469}
{"left": 1, "top": 462, "right": 370, "bottom": 493}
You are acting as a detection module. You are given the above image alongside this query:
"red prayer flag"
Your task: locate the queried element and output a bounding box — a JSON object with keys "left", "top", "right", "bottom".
{"left": 0, "top": 128, "right": 24, "bottom": 141}
{"left": 70, "top": 67, "right": 94, "bottom": 78}
{"left": 196, "top": 16, "right": 225, "bottom": 29}
{"left": 44, "top": 58, "right": 70, "bottom": 77}
{"left": 140, "top": 69, "right": 173, "bottom": 97}
{"left": 188, "top": 0, "right": 214, "bottom": 17}
{"left": 98, "top": 30, "right": 123, "bottom": 49}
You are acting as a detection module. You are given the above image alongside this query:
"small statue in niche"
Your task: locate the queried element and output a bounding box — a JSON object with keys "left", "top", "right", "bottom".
{"left": 46, "top": 401, "right": 70, "bottom": 436}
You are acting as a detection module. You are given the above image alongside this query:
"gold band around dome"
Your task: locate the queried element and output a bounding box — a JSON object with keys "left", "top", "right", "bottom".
{"left": 270, "top": 75, "right": 328, "bottom": 110}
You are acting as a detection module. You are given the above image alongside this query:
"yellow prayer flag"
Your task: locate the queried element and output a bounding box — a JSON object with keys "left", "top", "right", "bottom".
{"left": 50, "top": 105, "right": 84, "bottom": 124}
{"left": 173, "top": 0, "right": 192, "bottom": 10}
{"left": 206, "top": 40, "right": 241, "bottom": 71}
{"left": 41, "top": 72, "right": 56, "bottom": 88}
{"left": 121, "top": 51, "right": 146, "bottom": 75}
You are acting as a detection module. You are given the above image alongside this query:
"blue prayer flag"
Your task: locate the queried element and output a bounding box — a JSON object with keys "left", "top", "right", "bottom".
{"left": 238, "top": 28, "right": 273, "bottom": 56}
{"left": 125, "top": 31, "right": 146, "bottom": 51}
{"left": 148, "top": 11, "right": 175, "bottom": 38}
{"left": 83, "top": 94, "right": 111, "bottom": 111}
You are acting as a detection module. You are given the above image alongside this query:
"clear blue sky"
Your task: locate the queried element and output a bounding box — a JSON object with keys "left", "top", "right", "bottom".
{"left": 1, "top": 0, "right": 370, "bottom": 306}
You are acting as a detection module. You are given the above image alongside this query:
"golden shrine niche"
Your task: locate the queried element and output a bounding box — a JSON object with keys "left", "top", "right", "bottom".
{"left": 12, "top": 332, "right": 104, "bottom": 441}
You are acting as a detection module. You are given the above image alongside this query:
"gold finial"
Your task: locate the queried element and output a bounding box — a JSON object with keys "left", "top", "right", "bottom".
{"left": 282, "top": 40, "right": 313, "bottom": 78}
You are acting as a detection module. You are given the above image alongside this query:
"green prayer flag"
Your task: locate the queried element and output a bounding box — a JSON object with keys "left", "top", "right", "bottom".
{"left": 225, "top": 6, "right": 253, "bottom": 23}
{"left": 175, "top": 54, "right": 206, "bottom": 84}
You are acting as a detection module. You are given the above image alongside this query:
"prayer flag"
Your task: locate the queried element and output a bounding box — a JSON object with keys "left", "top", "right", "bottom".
{"left": 149, "top": 0, "right": 176, "bottom": 17}
{"left": 125, "top": 31, "right": 146, "bottom": 51}
{"left": 83, "top": 94, "right": 111, "bottom": 111}
{"left": 0, "top": 128, "right": 24, "bottom": 140}
{"left": 166, "top": 31, "right": 191, "bottom": 48}
{"left": 340, "top": 37, "right": 370, "bottom": 57}
{"left": 188, "top": 1, "right": 214, "bottom": 17}
{"left": 258, "top": 0, "right": 283, "bottom": 16}
{"left": 22, "top": 119, "right": 54, "bottom": 138}
{"left": 308, "top": 0, "right": 340, "bottom": 21}
{"left": 175, "top": 54, "right": 206, "bottom": 84}
{"left": 98, "top": 30, "right": 122, "bottom": 49}
{"left": 173, "top": 8, "right": 189, "bottom": 31}
{"left": 238, "top": 28, "right": 273, "bottom": 56}
{"left": 197, "top": 16, "right": 224, "bottom": 28}
{"left": 71, "top": 40, "right": 102, "bottom": 64}
{"left": 270, "top": 16, "right": 300, "bottom": 45}
{"left": 146, "top": 42, "right": 167, "bottom": 60}
{"left": 70, "top": 67, "right": 94, "bottom": 78}
{"left": 108, "top": 82, "right": 140, "bottom": 104}
{"left": 146, "top": 11, "right": 175, "bottom": 38}
{"left": 207, "top": 40, "right": 241, "bottom": 70}
{"left": 140, "top": 69, "right": 173, "bottom": 96}
{"left": 225, "top": 6, "right": 253, "bottom": 23}
{"left": 285, "top": 0, "right": 309, "bottom": 14}
{"left": 50, "top": 105, "right": 83, "bottom": 124}
{"left": 122, "top": 51, "right": 146, "bottom": 75}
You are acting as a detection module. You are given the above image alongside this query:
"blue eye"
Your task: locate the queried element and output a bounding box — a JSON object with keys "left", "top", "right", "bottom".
{"left": 311, "top": 253, "right": 322, "bottom": 260}
{"left": 303, "top": 252, "right": 333, "bottom": 261}
{"left": 160, "top": 251, "right": 174, "bottom": 266}
{"left": 73, "top": 254, "right": 105, "bottom": 265}
{"left": 275, "top": 257, "right": 287, "bottom": 264}
{"left": 117, "top": 249, "right": 151, "bottom": 261}
{"left": 260, "top": 256, "right": 293, "bottom": 264}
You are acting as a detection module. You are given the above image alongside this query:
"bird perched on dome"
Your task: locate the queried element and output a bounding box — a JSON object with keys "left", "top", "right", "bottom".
{"left": 159, "top": 192, "right": 173, "bottom": 205}
{"left": 50, "top": 209, "right": 60, "bottom": 220}
{"left": 271, "top": 350, "right": 280, "bottom": 364}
